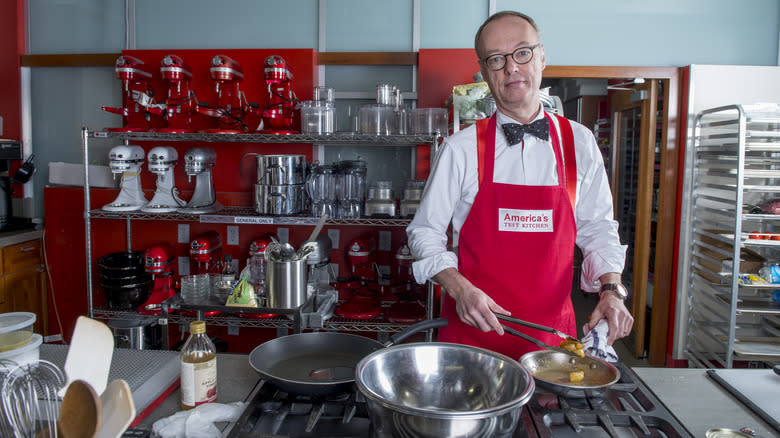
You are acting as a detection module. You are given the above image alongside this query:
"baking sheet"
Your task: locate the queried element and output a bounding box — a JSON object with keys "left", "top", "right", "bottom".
{"left": 41, "top": 344, "right": 179, "bottom": 416}
{"left": 707, "top": 369, "right": 780, "bottom": 432}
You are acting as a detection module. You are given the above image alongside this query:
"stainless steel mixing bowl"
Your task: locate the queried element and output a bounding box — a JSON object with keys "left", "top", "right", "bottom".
{"left": 355, "top": 342, "right": 535, "bottom": 438}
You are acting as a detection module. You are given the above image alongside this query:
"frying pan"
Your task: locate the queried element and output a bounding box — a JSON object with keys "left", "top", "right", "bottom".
{"left": 248, "top": 318, "right": 448, "bottom": 397}
{"left": 519, "top": 350, "right": 620, "bottom": 398}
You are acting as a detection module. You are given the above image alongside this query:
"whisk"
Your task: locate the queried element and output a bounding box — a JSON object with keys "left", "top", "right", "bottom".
{"left": 1, "top": 360, "right": 66, "bottom": 438}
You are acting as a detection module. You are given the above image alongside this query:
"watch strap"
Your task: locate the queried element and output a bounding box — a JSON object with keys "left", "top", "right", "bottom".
{"left": 600, "top": 282, "right": 627, "bottom": 300}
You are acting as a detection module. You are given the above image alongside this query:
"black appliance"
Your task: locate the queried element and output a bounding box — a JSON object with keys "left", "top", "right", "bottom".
{"left": 0, "top": 139, "right": 35, "bottom": 231}
{"left": 223, "top": 362, "right": 693, "bottom": 438}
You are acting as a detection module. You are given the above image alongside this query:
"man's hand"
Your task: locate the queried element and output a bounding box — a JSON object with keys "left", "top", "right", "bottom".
{"left": 584, "top": 292, "right": 634, "bottom": 345}
{"left": 433, "top": 268, "right": 509, "bottom": 335}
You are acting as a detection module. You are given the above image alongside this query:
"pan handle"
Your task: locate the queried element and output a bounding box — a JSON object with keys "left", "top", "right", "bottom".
{"left": 384, "top": 317, "right": 448, "bottom": 347}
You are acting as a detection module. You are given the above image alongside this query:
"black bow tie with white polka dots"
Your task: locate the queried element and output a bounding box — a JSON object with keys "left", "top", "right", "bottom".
{"left": 502, "top": 118, "right": 550, "bottom": 145}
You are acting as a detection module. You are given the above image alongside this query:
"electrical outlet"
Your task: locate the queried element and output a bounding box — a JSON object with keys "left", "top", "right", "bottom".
{"left": 178, "top": 257, "right": 190, "bottom": 276}
{"left": 177, "top": 224, "right": 190, "bottom": 243}
{"left": 378, "top": 231, "right": 392, "bottom": 251}
{"left": 377, "top": 265, "right": 391, "bottom": 285}
{"left": 328, "top": 229, "right": 340, "bottom": 249}
{"left": 228, "top": 322, "right": 239, "bottom": 336}
{"left": 277, "top": 227, "right": 290, "bottom": 244}
{"left": 227, "top": 226, "right": 239, "bottom": 245}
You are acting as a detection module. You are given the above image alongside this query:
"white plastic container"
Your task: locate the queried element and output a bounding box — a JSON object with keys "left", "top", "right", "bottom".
{"left": 0, "top": 333, "right": 42, "bottom": 368}
{"left": 0, "top": 312, "right": 36, "bottom": 352}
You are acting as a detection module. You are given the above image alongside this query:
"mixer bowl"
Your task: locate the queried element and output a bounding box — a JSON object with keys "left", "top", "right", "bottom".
{"left": 98, "top": 251, "right": 145, "bottom": 279}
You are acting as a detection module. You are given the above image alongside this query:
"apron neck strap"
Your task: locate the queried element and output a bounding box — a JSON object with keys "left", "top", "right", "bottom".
{"left": 476, "top": 112, "right": 577, "bottom": 209}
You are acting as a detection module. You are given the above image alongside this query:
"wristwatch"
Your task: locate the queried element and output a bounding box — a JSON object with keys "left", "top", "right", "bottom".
{"left": 600, "top": 282, "right": 628, "bottom": 300}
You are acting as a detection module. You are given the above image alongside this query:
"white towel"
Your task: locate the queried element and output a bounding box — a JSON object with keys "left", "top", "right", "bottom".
{"left": 581, "top": 319, "right": 619, "bottom": 362}
{"left": 152, "top": 402, "right": 246, "bottom": 438}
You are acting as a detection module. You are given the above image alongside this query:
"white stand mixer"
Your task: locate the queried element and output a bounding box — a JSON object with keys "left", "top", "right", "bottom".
{"left": 142, "top": 146, "right": 184, "bottom": 213}
{"left": 102, "top": 145, "right": 148, "bottom": 212}
{"left": 177, "top": 147, "right": 222, "bottom": 214}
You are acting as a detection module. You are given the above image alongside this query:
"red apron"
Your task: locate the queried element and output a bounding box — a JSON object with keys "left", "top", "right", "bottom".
{"left": 438, "top": 113, "right": 578, "bottom": 360}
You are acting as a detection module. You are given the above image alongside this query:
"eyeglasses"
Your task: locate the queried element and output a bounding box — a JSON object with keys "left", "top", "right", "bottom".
{"left": 480, "top": 43, "right": 541, "bottom": 71}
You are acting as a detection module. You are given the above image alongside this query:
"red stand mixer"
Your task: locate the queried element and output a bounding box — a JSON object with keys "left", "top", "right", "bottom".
{"left": 385, "top": 242, "right": 426, "bottom": 324}
{"left": 101, "top": 55, "right": 161, "bottom": 132}
{"left": 137, "top": 243, "right": 177, "bottom": 315}
{"left": 238, "top": 233, "right": 279, "bottom": 319}
{"left": 260, "top": 55, "right": 298, "bottom": 134}
{"left": 190, "top": 230, "right": 223, "bottom": 275}
{"left": 151, "top": 54, "right": 198, "bottom": 133}
{"left": 187, "top": 230, "right": 222, "bottom": 317}
{"left": 197, "top": 55, "right": 256, "bottom": 133}
{"left": 335, "top": 235, "right": 382, "bottom": 320}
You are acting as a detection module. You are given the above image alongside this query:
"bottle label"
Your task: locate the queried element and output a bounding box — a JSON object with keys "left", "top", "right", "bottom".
{"left": 181, "top": 357, "right": 217, "bottom": 407}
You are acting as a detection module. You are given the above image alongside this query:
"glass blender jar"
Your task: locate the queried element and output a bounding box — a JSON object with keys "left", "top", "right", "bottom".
{"left": 306, "top": 162, "right": 337, "bottom": 217}
{"left": 336, "top": 159, "right": 367, "bottom": 218}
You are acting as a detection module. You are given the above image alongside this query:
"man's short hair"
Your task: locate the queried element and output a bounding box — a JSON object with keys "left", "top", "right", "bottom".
{"left": 474, "top": 11, "right": 541, "bottom": 57}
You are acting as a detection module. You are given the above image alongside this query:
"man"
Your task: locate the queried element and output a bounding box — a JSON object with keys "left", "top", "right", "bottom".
{"left": 406, "top": 10, "right": 634, "bottom": 359}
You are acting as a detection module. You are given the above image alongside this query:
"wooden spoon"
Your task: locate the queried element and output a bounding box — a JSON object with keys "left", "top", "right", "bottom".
{"left": 59, "top": 380, "right": 102, "bottom": 438}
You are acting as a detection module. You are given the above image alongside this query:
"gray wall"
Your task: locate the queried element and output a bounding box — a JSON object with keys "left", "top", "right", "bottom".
{"left": 24, "top": 0, "right": 780, "bottom": 218}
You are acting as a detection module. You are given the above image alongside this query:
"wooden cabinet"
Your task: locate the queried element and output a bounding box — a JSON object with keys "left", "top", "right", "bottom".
{"left": 1, "top": 238, "right": 47, "bottom": 335}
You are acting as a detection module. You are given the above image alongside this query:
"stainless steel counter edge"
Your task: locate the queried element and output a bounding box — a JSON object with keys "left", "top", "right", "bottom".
{"left": 633, "top": 367, "right": 779, "bottom": 438}
{"left": 0, "top": 228, "right": 43, "bottom": 247}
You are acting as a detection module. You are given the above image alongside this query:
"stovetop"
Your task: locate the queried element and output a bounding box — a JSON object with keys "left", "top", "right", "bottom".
{"left": 224, "top": 363, "right": 694, "bottom": 438}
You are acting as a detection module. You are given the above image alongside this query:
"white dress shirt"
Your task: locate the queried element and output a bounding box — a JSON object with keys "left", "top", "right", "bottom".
{"left": 406, "top": 107, "right": 626, "bottom": 293}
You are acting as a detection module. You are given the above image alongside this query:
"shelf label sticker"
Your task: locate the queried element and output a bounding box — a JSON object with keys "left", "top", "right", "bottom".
{"left": 202, "top": 215, "right": 274, "bottom": 224}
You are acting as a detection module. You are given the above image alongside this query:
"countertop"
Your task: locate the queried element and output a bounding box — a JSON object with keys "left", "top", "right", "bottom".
{"left": 0, "top": 227, "right": 42, "bottom": 247}
{"left": 136, "top": 353, "right": 258, "bottom": 429}
{"left": 634, "top": 367, "right": 779, "bottom": 438}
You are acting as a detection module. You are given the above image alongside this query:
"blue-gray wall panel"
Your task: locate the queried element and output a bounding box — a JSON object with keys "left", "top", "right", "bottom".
{"left": 134, "top": 0, "right": 318, "bottom": 49}
{"left": 27, "top": 0, "right": 125, "bottom": 53}
{"left": 420, "top": 0, "right": 487, "bottom": 49}
{"left": 30, "top": 67, "right": 118, "bottom": 217}
{"left": 325, "top": 0, "right": 413, "bottom": 51}
{"left": 496, "top": 0, "right": 779, "bottom": 66}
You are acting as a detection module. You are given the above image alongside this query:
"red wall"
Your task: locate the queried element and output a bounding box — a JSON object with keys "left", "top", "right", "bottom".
{"left": 0, "top": 0, "right": 23, "bottom": 141}
{"left": 414, "top": 49, "right": 480, "bottom": 179}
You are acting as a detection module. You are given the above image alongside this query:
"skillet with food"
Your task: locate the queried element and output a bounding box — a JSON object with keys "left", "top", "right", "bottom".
{"left": 520, "top": 349, "right": 620, "bottom": 398}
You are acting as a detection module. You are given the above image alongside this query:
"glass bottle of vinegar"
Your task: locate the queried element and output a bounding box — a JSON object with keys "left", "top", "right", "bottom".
{"left": 180, "top": 320, "right": 217, "bottom": 410}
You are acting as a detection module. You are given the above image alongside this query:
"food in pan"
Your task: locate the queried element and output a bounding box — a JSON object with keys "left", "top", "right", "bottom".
{"left": 568, "top": 370, "right": 585, "bottom": 383}
{"left": 559, "top": 339, "right": 585, "bottom": 357}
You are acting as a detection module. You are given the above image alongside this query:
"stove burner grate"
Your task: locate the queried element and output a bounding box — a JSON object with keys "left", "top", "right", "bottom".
{"left": 225, "top": 363, "right": 693, "bottom": 438}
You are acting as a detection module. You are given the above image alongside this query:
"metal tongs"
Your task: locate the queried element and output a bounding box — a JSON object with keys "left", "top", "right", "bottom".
{"left": 494, "top": 312, "right": 583, "bottom": 358}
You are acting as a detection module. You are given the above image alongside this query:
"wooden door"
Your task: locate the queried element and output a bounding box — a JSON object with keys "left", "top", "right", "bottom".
{"left": 609, "top": 80, "right": 659, "bottom": 358}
